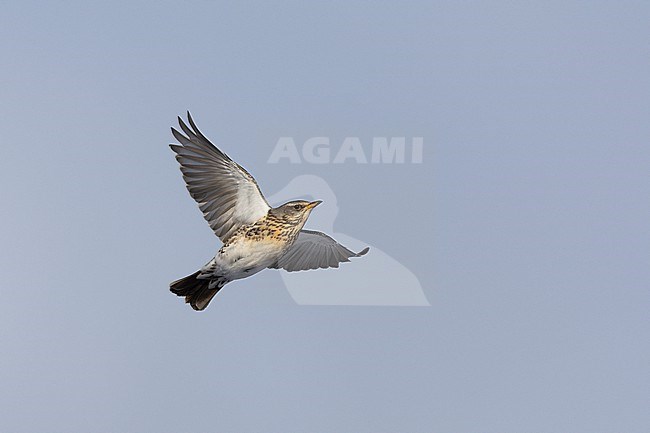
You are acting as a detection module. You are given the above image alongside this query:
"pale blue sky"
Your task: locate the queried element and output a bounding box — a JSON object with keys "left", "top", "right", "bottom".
{"left": 1, "top": 1, "right": 649, "bottom": 432}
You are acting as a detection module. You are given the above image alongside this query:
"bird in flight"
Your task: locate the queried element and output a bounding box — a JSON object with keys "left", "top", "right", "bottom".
{"left": 169, "top": 113, "right": 369, "bottom": 310}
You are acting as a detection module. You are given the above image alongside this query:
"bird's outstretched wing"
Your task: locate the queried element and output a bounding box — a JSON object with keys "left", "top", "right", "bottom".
{"left": 270, "top": 230, "right": 369, "bottom": 272}
{"left": 170, "top": 112, "right": 271, "bottom": 242}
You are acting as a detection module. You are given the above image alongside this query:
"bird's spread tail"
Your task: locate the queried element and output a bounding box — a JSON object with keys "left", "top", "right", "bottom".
{"left": 170, "top": 271, "right": 228, "bottom": 311}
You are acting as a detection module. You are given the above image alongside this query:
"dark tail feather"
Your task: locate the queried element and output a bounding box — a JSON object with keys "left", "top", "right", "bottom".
{"left": 170, "top": 271, "right": 228, "bottom": 311}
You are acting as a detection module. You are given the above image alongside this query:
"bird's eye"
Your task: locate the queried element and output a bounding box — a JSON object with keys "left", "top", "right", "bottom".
{"left": 293, "top": 204, "right": 302, "bottom": 210}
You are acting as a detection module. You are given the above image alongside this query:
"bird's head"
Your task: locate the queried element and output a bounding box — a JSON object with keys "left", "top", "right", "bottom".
{"left": 270, "top": 200, "right": 322, "bottom": 225}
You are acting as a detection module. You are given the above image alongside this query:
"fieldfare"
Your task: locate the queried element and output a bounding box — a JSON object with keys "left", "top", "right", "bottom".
{"left": 169, "top": 113, "right": 369, "bottom": 310}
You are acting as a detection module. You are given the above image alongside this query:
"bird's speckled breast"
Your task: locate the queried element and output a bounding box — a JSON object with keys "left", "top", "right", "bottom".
{"left": 210, "top": 213, "right": 304, "bottom": 280}
{"left": 220, "top": 213, "right": 302, "bottom": 250}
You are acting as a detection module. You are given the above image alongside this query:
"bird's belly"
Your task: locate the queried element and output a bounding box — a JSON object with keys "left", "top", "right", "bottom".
{"left": 215, "top": 238, "right": 285, "bottom": 280}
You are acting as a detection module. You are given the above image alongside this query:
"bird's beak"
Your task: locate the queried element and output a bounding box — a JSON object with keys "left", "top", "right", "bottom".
{"left": 307, "top": 200, "right": 322, "bottom": 209}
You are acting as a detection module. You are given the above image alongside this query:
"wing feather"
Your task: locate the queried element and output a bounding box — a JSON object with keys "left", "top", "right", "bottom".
{"left": 270, "top": 230, "right": 369, "bottom": 272}
{"left": 169, "top": 112, "right": 270, "bottom": 241}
